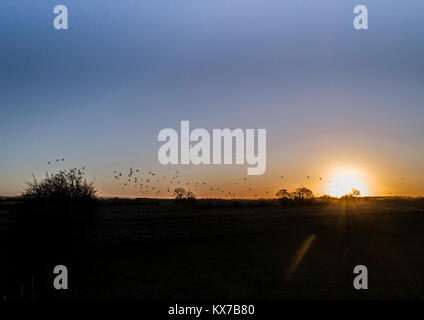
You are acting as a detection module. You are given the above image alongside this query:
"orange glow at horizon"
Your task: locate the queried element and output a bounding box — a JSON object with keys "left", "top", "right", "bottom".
{"left": 90, "top": 162, "right": 424, "bottom": 199}
{"left": 325, "top": 166, "right": 371, "bottom": 198}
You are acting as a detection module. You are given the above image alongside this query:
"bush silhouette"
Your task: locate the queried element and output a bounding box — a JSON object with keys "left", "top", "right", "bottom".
{"left": 6, "top": 169, "right": 98, "bottom": 298}
{"left": 11, "top": 169, "right": 98, "bottom": 252}
{"left": 23, "top": 169, "right": 96, "bottom": 203}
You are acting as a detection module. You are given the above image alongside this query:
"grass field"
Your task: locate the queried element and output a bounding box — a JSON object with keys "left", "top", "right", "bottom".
{"left": 2, "top": 198, "right": 424, "bottom": 299}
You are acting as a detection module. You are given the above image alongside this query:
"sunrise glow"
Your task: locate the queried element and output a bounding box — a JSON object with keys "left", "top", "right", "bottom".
{"left": 327, "top": 167, "right": 371, "bottom": 198}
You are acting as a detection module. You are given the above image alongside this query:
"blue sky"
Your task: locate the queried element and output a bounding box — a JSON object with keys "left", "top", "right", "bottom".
{"left": 1, "top": 0, "right": 423, "bottom": 197}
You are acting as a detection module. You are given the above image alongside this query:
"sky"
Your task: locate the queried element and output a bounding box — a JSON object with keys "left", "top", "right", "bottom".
{"left": 1, "top": 0, "right": 423, "bottom": 198}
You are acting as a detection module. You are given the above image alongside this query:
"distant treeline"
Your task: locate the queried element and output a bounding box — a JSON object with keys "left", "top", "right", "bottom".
{"left": 64, "top": 196, "right": 424, "bottom": 210}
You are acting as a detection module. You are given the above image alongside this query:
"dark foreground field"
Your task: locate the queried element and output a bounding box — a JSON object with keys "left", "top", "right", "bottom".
{"left": 1, "top": 198, "right": 424, "bottom": 299}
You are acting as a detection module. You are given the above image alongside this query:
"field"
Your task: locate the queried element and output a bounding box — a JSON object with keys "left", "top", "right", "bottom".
{"left": 1, "top": 198, "right": 424, "bottom": 300}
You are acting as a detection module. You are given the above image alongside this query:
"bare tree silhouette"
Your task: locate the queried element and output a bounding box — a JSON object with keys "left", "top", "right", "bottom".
{"left": 292, "top": 187, "right": 314, "bottom": 200}
{"left": 275, "top": 188, "right": 291, "bottom": 199}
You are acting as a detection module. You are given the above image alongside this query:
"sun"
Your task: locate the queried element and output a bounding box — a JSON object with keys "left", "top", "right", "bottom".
{"left": 327, "top": 166, "right": 370, "bottom": 198}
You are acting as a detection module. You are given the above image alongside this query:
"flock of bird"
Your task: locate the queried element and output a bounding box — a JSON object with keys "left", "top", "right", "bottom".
{"left": 111, "top": 167, "right": 247, "bottom": 198}
{"left": 46, "top": 158, "right": 422, "bottom": 198}
{"left": 108, "top": 167, "right": 413, "bottom": 199}
{"left": 47, "top": 158, "right": 65, "bottom": 164}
